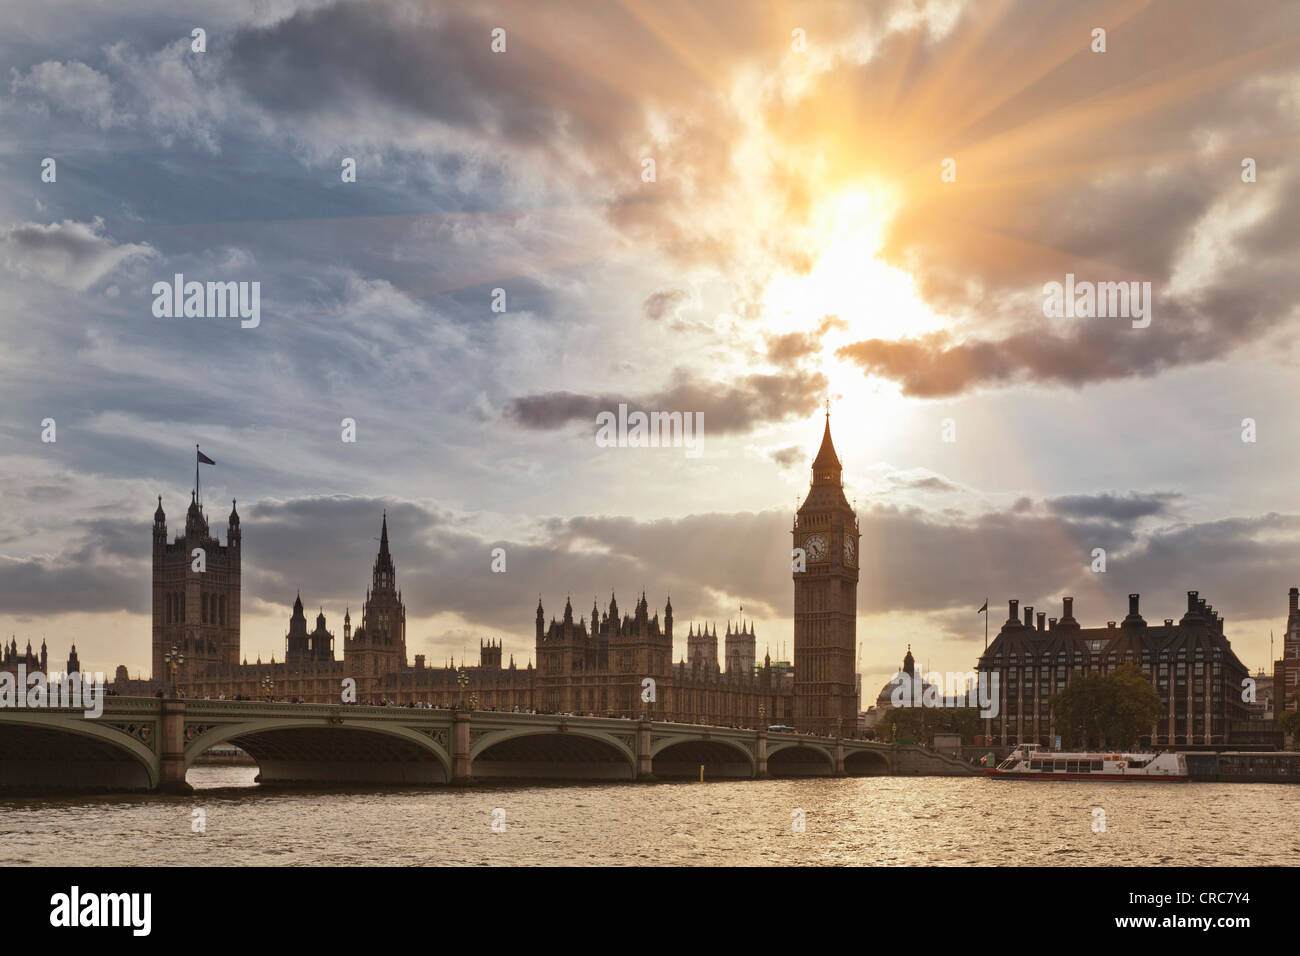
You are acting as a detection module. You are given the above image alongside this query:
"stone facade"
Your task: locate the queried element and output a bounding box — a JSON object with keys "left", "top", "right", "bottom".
{"left": 141, "top": 486, "right": 800, "bottom": 725}
{"left": 977, "top": 592, "right": 1250, "bottom": 748}
{"left": 1273, "top": 587, "right": 1300, "bottom": 725}
{"left": 152, "top": 493, "right": 241, "bottom": 680}
{"left": 792, "top": 411, "right": 860, "bottom": 735}
{"left": 532, "top": 592, "right": 793, "bottom": 725}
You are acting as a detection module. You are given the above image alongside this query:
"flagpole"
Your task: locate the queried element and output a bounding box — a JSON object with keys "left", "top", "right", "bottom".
{"left": 195, "top": 443, "right": 200, "bottom": 506}
{"left": 984, "top": 597, "right": 988, "bottom": 650}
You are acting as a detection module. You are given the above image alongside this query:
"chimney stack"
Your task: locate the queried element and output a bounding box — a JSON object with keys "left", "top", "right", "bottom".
{"left": 1024, "top": 606, "right": 1034, "bottom": 628}
{"left": 1290, "top": 587, "right": 1298, "bottom": 614}
{"left": 1008, "top": 599, "right": 1019, "bottom": 623}
{"left": 1129, "top": 593, "right": 1140, "bottom": 617}
{"left": 1048, "top": 617, "right": 1057, "bottom": 631}
{"left": 1062, "top": 596, "right": 1074, "bottom": 620}
{"left": 1187, "top": 590, "right": 1199, "bottom": 613}
{"left": 1037, "top": 612, "right": 1046, "bottom": 632}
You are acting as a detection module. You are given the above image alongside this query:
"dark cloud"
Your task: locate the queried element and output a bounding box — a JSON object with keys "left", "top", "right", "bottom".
{"left": 504, "top": 368, "right": 828, "bottom": 434}
{"left": 891, "top": 474, "right": 958, "bottom": 493}
{"left": 769, "top": 445, "right": 804, "bottom": 468}
{"left": 834, "top": 292, "right": 1263, "bottom": 396}
{"left": 227, "top": 3, "right": 580, "bottom": 149}
{"left": 0, "top": 218, "right": 152, "bottom": 291}
{"left": 0, "top": 518, "right": 146, "bottom": 615}
{"left": 1046, "top": 492, "right": 1179, "bottom": 524}
{"left": 766, "top": 331, "right": 819, "bottom": 366}
{"left": 767, "top": 315, "right": 848, "bottom": 367}
{"left": 643, "top": 288, "right": 688, "bottom": 321}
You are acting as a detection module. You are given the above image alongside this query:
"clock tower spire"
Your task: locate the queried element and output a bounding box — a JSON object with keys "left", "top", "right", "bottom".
{"left": 792, "top": 407, "right": 859, "bottom": 736}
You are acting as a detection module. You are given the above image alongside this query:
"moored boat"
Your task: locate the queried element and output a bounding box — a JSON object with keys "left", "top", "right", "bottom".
{"left": 986, "top": 743, "right": 1187, "bottom": 781}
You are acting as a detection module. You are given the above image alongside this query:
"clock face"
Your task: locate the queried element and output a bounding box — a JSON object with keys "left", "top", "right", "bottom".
{"left": 843, "top": 536, "right": 856, "bottom": 565}
{"left": 803, "top": 534, "right": 827, "bottom": 562}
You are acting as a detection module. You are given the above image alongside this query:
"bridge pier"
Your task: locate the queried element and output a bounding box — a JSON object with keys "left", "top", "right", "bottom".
{"left": 755, "top": 728, "right": 768, "bottom": 778}
{"left": 451, "top": 710, "right": 471, "bottom": 785}
{"left": 636, "top": 720, "right": 655, "bottom": 781}
{"left": 834, "top": 738, "right": 846, "bottom": 777}
{"left": 158, "top": 698, "right": 193, "bottom": 794}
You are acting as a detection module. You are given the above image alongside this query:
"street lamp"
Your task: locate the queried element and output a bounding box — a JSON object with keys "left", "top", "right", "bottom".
{"left": 468, "top": 691, "right": 478, "bottom": 711}
{"left": 261, "top": 675, "right": 274, "bottom": 701}
{"left": 163, "top": 645, "right": 185, "bottom": 698}
{"left": 758, "top": 704, "right": 766, "bottom": 730}
{"left": 457, "top": 667, "right": 468, "bottom": 709}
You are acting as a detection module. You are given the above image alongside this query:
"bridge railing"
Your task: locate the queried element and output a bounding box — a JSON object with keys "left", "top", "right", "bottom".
{"left": 90, "top": 698, "right": 862, "bottom": 741}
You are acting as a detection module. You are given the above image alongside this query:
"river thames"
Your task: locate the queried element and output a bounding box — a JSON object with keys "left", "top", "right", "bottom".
{"left": 2, "top": 768, "right": 1297, "bottom": 865}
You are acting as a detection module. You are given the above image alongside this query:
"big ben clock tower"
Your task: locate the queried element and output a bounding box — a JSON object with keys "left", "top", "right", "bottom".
{"left": 792, "top": 407, "right": 859, "bottom": 736}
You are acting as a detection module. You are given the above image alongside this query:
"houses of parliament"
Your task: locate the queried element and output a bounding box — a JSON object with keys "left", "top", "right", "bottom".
{"left": 110, "top": 416, "right": 862, "bottom": 734}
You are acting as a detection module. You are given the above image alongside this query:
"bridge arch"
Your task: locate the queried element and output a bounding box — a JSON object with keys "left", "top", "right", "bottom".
{"left": 0, "top": 713, "right": 158, "bottom": 791}
{"left": 766, "top": 740, "right": 836, "bottom": 777}
{"left": 651, "top": 736, "right": 755, "bottom": 778}
{"left": 471, "top": 729, "right": 635, "bottom": 781}
{"left": 185, "top": 719, "right": 452, "bottom": 785}
{"left": 844, "top": 748, "right": 891, "bottom": 775}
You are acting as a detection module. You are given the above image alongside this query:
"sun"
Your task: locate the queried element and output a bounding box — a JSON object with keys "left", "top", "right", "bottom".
{"left": 763, "top": 183, "right": 942, "bottom": 345}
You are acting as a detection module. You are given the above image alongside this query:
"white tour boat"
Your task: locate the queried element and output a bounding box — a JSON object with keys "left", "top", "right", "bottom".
{"left": 985, "top": 743, "right": 1188, "bottom": 781}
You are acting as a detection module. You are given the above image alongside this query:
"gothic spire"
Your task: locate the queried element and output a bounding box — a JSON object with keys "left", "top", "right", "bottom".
{"left": 811, "top": 403, "right": 842, "bottom": 486}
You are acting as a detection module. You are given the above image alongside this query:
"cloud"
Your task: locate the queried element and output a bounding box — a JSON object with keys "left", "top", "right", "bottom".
{"left": 0, "top": 519, "right": 146, "bottom": 615}
{"left": 9, "top": 59, "right": 125, "bottom": 127}
{"left": 821, "top": 0, "right": 1300, "bottom": 394}
{"left": 768, "top": 445, "right": 804, "bottom": 468}
{"left": 889, "top": 473, "right": 958, "bottom": 494}
{"left": 0, "top": 218, "right": 153, "bottom": 292}
{"left": 1046, "top": 492, "right": 1180, "bottom": 524}
{"left": 504, "top": 368, "right": 828, "bottom": 434}
{"left": 643, "top": 288, "right": 688, "bottom": 321}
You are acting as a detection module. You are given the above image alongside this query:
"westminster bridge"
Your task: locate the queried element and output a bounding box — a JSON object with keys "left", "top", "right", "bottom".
{"left": 0, "top": 697, "right": 979, "bottom": 792}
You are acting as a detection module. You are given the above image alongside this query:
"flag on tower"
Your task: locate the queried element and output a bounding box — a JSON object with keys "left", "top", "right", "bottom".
{"left": 197, "top": 449, "right": 215, "bottom": 465}
{"left": 977, "top": 599, "right": 988, "bottom": 614}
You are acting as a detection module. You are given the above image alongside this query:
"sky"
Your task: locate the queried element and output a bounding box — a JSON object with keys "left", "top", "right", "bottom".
{"left": 3, "top": 0, "right": 1300, "bottom": 698}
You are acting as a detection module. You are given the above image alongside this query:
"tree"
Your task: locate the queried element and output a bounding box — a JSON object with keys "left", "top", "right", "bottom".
{"left": 874, "top": 704, "right": 983, "bottom": 745}
{"left": 1050, "top": 663, "right": 1163, "bottom": 749}
{"left": 1101, "top": 663, "right": 1165, "bottom": 748}
{"left": 1279, "top": 690, "right": 1300, "bottom": 742}
{"left": 1051, "top": 672, "right": 1106, "bottom": 749}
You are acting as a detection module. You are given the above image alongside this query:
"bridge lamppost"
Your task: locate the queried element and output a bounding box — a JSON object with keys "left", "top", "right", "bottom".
{"left": 261, "top": 675, "right": 274, "bottom": 702}
{"left": 456, "top": 667, "right": 468, "bottom": 710}
{"left": 836, "top": 716, "right": 843, "bottom": 739}
{"left": 163, "top": 645, "right": 185, "bottom": 698}
{"left": 468, "top": 692, "right": 478, "bottom": 711}
{"left": 759, "top": 704, "right": 766, "bottom": 730}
